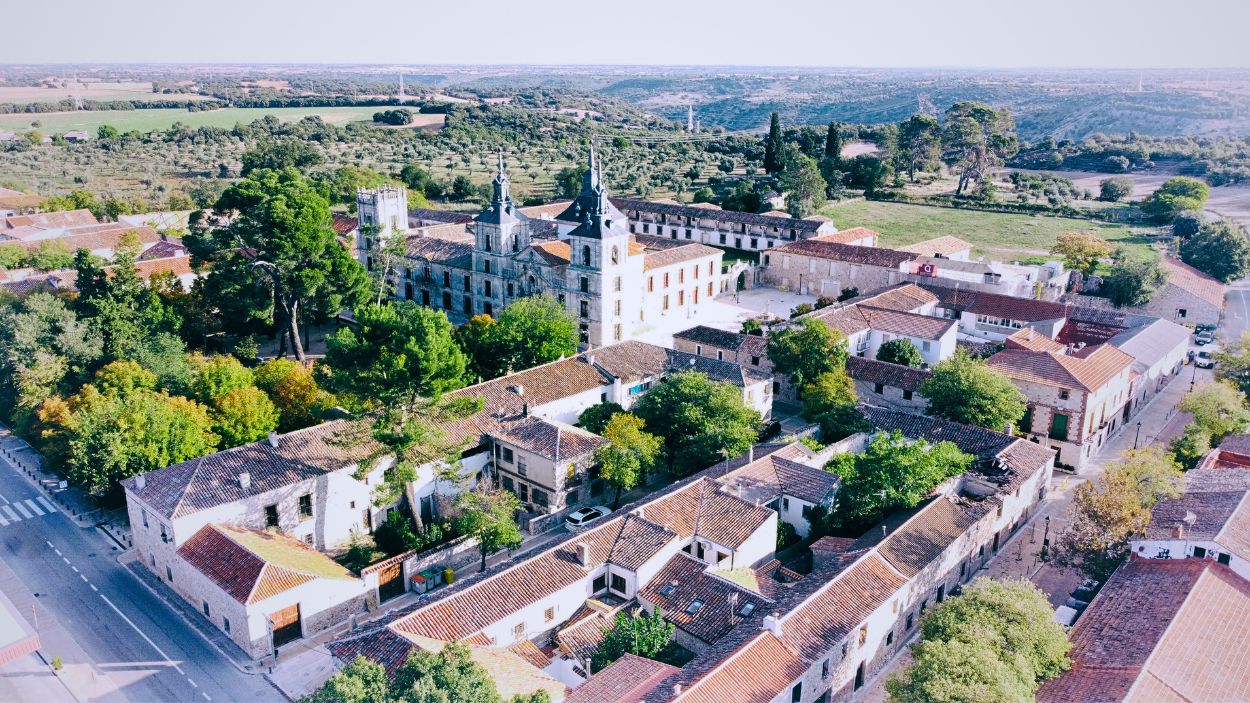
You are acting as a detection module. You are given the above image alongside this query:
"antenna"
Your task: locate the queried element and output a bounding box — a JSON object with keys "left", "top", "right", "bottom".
{"left": 687, "top": 105, "right": 694, "bottom": 132}
{"left": 398, "top": 73, "right": 406, "bottom": 102}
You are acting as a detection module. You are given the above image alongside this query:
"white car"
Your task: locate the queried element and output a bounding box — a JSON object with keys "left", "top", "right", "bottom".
{"left": 1196, "top": 346, "right": 1219, "bottom": 369}
{"left": 565, "top": 505, "right": 612, "bottom": 529}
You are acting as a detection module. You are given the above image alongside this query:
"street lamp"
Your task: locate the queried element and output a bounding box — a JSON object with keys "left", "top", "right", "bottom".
{"left": 1134, "top": 422, "right": 1142, "bottom": 450}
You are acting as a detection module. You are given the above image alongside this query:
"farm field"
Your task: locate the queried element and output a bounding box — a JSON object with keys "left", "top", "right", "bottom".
{"left": 0, "top": 81, "right": 213, "bottom": 104}
{"left": 820, "top": 199, "right": 1156, "bottom": 260}
{"left": 0, "top": 106, "right": 444, "bottom": 134}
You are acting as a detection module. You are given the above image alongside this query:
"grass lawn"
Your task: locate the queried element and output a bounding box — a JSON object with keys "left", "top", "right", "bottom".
{"left": 0, "top": 106, "right": 439, "bottom": 134}
{"left": 819, "top": 199, "right": 1158, "bottom": 260}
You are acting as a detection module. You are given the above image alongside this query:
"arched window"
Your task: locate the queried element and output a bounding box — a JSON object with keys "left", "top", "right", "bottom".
{"left": 610, "top": 246, "right": 619, "bottom": 264}
{"left": 582, "top": 245, "right": 592, "bottom": 267}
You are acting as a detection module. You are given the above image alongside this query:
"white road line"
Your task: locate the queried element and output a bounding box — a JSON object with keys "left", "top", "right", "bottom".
{"left": 23, "top": 499, "right": 43, "bottom": 516}
{"left": 89, "top": 584, "right": 97, "bottom": 592}
{"left": 45, "top": 540, "right": 54, "bottom": 548}
{"left": 54, "top": 549, "right": 62, "bottom": 557}
{"left": 36, "top": 497, "right": 56, "bottom": 513}
{"left": 0, "top": 491, "right": 8, "bottom": 505}
{"left": 201, "top": 693, "right": 211, "bottom": 701}
{"left": 62, "top": 557, "right": 69, "bottom": 565}
{"left": 11, "top": 502, "right": 30, "bottom": 519}
{"left": 99, "top": 594, "right": 184, "bottom": 675}
{"left": 187, "top": 678, "right": 198, "bottom": 688}
{"left": 1, "top": 505, "right": 18, "bottom": 522}
{"left": 0, "top": 513, "right": 7, "bottom": 527}
{"left": 70, "top": 565, "right": 78, "bottom": 573}
{"left": 79, "top": 574, "right": 87, "bottom": 582}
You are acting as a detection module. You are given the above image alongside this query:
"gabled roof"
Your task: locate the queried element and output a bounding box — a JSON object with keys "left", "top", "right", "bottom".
{"left": 987, "top": 343, "right": 1133, "bottom": 392}
{"left": 851, "top": 497, "right": 978, "bottom": 578}
{"left": 634, "top": 235, "right": 721, "bottom": 271}
{"left": 1161, "top": 256, "right": 1226, "bottom": 309}
{"left": 770, "top": 240, "right": 914, "bottom": 268}
{"left": 408, "top": 207, "right": 473, "bottom": 225}
{"left": 404, "top": 235, "right": 473, "bottom": 267}
{"left": 812, "top": 226, "right": 879, "bottom": 245}
{"left": 640, "top": 552, "right": 771, "bottom": 644}
{"left": 1107, "top": 318, "right": 1191, "bottom": 370}
{"left": 718, "top": 454, "right": 839, "bottom": 505}
{"left": 851, "top": 282, "right": 939, "bottom": 312}
{"left": 672, "top": 325, "right": 768, "bottom": 357}
{"left": 671, "top": 631, "right": 808, "bottom": 703}
{"left": 920, "top": 284, "right": 1069, "bottom": 321}
{"left": 0, "top": 209, "right": 97, "bottom": 234}
{"left": 846, "top": 356, "right": 932, "bottom": 392}
{"left": 611, "top": 197, "right": 827, "bottom": 233}
{"left": 639, "top": 478, "right": 774, "bottom": 549}
{"left": 492, "top": 417, "right": 607, "bottom": 462}
{"left": 1005, "top": 327, "right": 1065, "bottom": 353}
{"left": 803, "top": 300, "right": 953, "bottom": 340}
{"left": 1037, "top": 558, "right": 1250, "bottom": 703}
{"left": 529, "top": 240, "right": 571, "bottom": 266}
{"left": 176, "top": 524, "right": 355, "bottom": 605}
{"left": 1146, "top": 490, "right": 1248, "bottom": 542}
{"left": 567, "top": 653, "right": 681, "bottom": 703}
{"left": 330, "top": 213, "right": 359, "bottom": 235}
{"left": 896, "top": 235, "right": 973, "bottom": 257}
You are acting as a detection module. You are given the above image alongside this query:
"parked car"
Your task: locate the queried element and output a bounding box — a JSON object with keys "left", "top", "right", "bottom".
{"left": 1195, "top": 330, "right": 1216, "bottom": 346}
{"left": 565, "top": 505, "right": 612, "bottom": 529}
{"left": 1196, "top": 347, "right": 1219, "bottom": 369}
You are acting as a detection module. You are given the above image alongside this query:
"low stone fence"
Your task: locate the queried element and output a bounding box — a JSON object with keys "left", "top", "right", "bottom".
{"left": 359, "top": 535, "right": 480, "bottom": 602}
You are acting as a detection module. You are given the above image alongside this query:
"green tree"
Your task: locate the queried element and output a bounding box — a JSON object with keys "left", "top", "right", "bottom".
{"left": 187, "top": 353, "right": 254, "bottom": 405}
{"left": 888, "top": 578, "right": 1070, "bottom": 703}
{"left": 802, "top": 370, "right": 867, "bottom": 442}
{"left": 578, "top": 401, "right": 625, "bottom": 435}
{"left": 596, "top": 413, "right": 662, "bottom": 508}
{"left": 1180, "top": 380, "right": 1250, "bottom": 443}
{"left": 826, "top": 430, "right": 972, "bottom": 530}
{"left": 554, "top": 164, "right": 588, "bottom": 199}
{"left": 1050, "top": 232, "right": 1112, "bottom": 279}
{"left": 763, "top": 112, "right": 784, "bottom": 175}
{"left": 304, "top": 655, "right": 389, "bottom": 703}
{"left": 1171, "top": 210, "right": 1204, "bottom": 239}
{"left": 591, "top": 608, "right": 676, "bottom": 673}
{"left": 28, "top": 240, "right": 75, "bottom": 271}
{"left": 941, "top": 102, "right": 1018, "bottom": 195}
{"left": 74, "top": 245, "right": 181, "bottom": 363}
{"left": 823, "top": 121, "right": 843, "bottom": 162}
{"left": 1180, "top": 220, "right": 1250, "bottom": 283}
{"left": 780, "top": 153, "right": 828, "bottom": 218}
{"left": 1141, "top": 176, "right": 1209, "bottom": 222}
{"left": 455, "top": 314, "right": 503, "bottom": 381}
{"left": 240, "top": 139, "right": 323, "bottom": 175}
{"left": 876, "top": 338, "right": 924, "bottom": 367}
{"left": 1170, "top": 423, "right": 1213, "bottom": 471}
{"left": 491, "top": 295, "right": 577, "bottom": 375}
{"left": 1099, "top": 176, "right": 1134, "bottom": 202}
{"left": 96, "top": 124, "right": 119, "bottom": 140}
{"left": 211, "top": 386, "right": 280, "bottom": 447}
{"left": 1055, "top": 446, "right": 1182, "bottom": 583}
{"left": 632, "top": 372, "right": 760, "bottom": 476}
{"left": 1103, "top": 253, "right": 1168, "bottom": 307}
{"left": 897, "top": 114, "right": 942, "bottom": 181}
{"left": 0, "top": 292, "right": 102, "bottom": 423}
{"left": 186, "top": 168, "right": 369, "bottom": 361}
{"left": 0, "top": 245, "right": 28, "bottom": 271}
{"left": 454, "top": 489, "right": 523, "bottom": 571}
{"left": 1214, "top": 331, "right": 1250, "bottom": 397}
{"left": 393, "top": 641, "right": 504, "bottom": 703}
{"left": 254, "top": 358, "right": 334, "bottom": 432}
{"left": 767, "top": 318, "right": 848, "bottom": 389}
{"left": 921, "top": 349, "right": 1026, "bottom": 431}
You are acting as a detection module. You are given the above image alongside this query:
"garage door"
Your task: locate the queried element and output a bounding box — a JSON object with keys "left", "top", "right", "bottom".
{"left": 269, "top": 604, "right": 301, "bottom": 648}
{"left": 378, "top": 562, "right": 404, "bottom": 602}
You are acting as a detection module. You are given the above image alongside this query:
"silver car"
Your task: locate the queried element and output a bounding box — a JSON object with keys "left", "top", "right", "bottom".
{"left": 565, "top": 505, "right": 612, "bottom": 529}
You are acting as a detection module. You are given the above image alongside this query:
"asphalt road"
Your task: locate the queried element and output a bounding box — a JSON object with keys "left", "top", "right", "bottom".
{"left": 1223, "top": 280, "right": 1250, "bottom": 343}
{"left": 0, "top": 445, "right": 284, "bottom": 703}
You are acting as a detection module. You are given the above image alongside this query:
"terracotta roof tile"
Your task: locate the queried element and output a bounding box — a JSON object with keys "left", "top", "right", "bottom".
{"left": 567, "top": 653, "right": 680, "bottom": 703}
{"left": 0, "top": 209, "right": 98, "bottom": 234}
{"left": 1161, "top": 256, "right": 1226, "bottom": 308}
{"left": 719, "top": 455, "right": 839, "bottom": 505}
{"left": 639, "top": 553, "right": 770, "bottom": 644}
{"left": 987, "top": 344, "right": 1133, "bottom": 392}
{"left": 492, "top": 417, "right": 606, "bottom": 462}
{"left": 612, "top": 197, "right": 826, "bottom": 233}
{"left": 852, "top": 497, "right": 977, "bottom": 578}
{"left": 920, "top": 284, "right": 1069, "bottom": 321}
{"left": 672, "top": 632, "right": 807, "bottom": 703}
{"left": 408, "top": 207, "right": 473, "bottom": 225}
{"left": 846, "top": 356, "right": 932, "bottom": 392}
{"left": 896, "top": 235, "right": 973, "bottom": 257}
{"left": 812, "top": 226, "right": 879, "bottom": 245}
{"left": 331, "top": 213, "right": 358, "bottom": 235}
{"left": 1005, "top": 327, "right": 1066, "bottom": 352}
{"left": 778, "top": 553, "right": 907, "bottom": 660}
{"left": 771, "top": 240, "right": 914, "bottom": 268}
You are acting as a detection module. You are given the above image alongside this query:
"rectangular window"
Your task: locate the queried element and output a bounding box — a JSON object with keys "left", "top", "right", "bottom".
{"left": 663, "top": 273, "right": 670, "bottom": 288}
{"left": 886, "top": 630, "right": 894, "bottom": 645}
{"left": 513, "top": 622, "right": 524, "bottom": 639}
{"left": 484, "top": 280, "right": 492, "bottom": 297}
{"left": 203, "top": 601, "right": 210, "bottom": 617}
{"left": 463, "top": 275, "right": 471, "bottom": 292}
{"left": 791, "top": 683, "right": 802, "bottom": 703}
{"left": 518, "top": 459, "right": 528, "bottom": 476}
{"left": 614, "top": 324, "right": 622, "bottom": 341}
{"left": 463, "top": 297, "right": 472, "bottom": 315}
{"left": 647, "top": 276, "right": 654, "bottom": 292}
{"left": 679, "top": 269, "right": 685, "bottom": 284}
{"left": 903, "top": 389, "right": 914, "bottom": 400}
{"left": 821, "top": 659, "right": 830, "bottom": 679}
{"left": 166, "top": 566, "right": 173, "bottom": 582}
{"left": 298, "top": 494, "right": 313, "bottom": 519}
{"left": 1050, "top": 413, "right": 1069, "bottom": 440}
{"left": 443, "top": 271, "right": 451, "bottom": 287}
{"left": 663, "top": 295, "right": 670, "bottom": 311}
{"left": 223, "top": 617, "right": 230, "bottom": 633}
{"left": 142, "top": 510, "right": 149, "bottom": 528}
{"left": 502, "top": 447, "right": 514, "bottom": 463}
{"left": 874, "top": 383, "right": 884, "bottom": 394}
{"left": 610, "top": 574, "right": 627, "bottom": 593}
{"left": 580, "top": 276, "right": 589, "bottom": 293}
{"left": 614, "top": 276, "right": 622, "bottom": 292}
{"left": 264, "top": 504, "right": 279, "bottom": 528}
{"left": 592, "top": 574, "right": 607, "bottom": 592}
{"left": 580, "top": 300, "right": 589, "bottom": 318}
{"left": 544, "top": 607, "right": 555, "bottom": 623}
{"left": 678, "top": 290, "right": 684, "bottom": 306}
{"left": 751, "top": 356, "right": 760, "bottom": 366}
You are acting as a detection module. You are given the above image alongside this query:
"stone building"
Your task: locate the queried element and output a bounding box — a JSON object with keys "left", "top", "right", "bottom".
{"left": 761, "top": 238, "right": 915, "bottom": 297}
{"left": 612, "top": 198, "right": 840, "bottom": 254}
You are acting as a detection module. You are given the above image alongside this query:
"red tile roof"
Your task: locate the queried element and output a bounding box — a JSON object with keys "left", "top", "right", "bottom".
{"left": 921, "top": 284, "right": 1069, "bottom": 322}
{"left": 812, "top": 226, "right": 879, "bottom": 245}
{"left": 771, "top": 240, "right": 914, "bottom": 268}
{"left": 673, "top": 632, "right": 807, "bottom": 703}
{"left": 639, "top": 553, "right": 771, "bottom": 644}
{"left": 987, "top": 343, "right": 1133, "bottom": 392}
{"left": 0, "top": 209, "right": 97, "bottom": 234}
{"left": 896, "top": 235, "right": 973, "bottom": 257}
{"left": 1161, "top": 256, "right": 1225, "bottom": 309}
{"left": 567, "top": 653, "right": 680, "bottom": 703}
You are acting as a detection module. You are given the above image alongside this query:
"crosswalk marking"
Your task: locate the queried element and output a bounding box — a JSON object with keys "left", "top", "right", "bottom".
{"left": 0, "top": 512, "right": 7, "bottom": 526}
{"left": 1, "top": 505, "right": 16, "bottom": 522}
{"left": 12, "top": 502, "right": 32, "bottom": 519}
{"left": 36, "top": 497, "right": 57, "bottom": 513}
{"left": 24, "top": 500, "right": 43, "bottom": 516}
{"left": 0, "top": 498, "right": 58, "bottom": 526}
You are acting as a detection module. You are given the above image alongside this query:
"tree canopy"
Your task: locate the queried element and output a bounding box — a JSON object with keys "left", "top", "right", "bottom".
{"left": 1103, "top": 253, "right": 1168, "bottom": 308}
{"left": 455, "top": 296, "right": 577, "bottom": 380}
{"left": 921, "top": 350, "right": 1026, "bottom": 431}
{"left": 767, "top": 318, "right": 848, "bottom": 389}
{"left": 1141, "top": 176, "right": 1210, "bottom": 222}
{"left": 591, "top": 608, "right": 677, "bottom": 674}
{"left": 876, "top": 338, "right": 924, "bottom": 368}
{"left": 897, "top": 114, "right": 943, "bottom": 181}
{"left": 632, "top": 372, "right": 760, "bottom": 476}
{"left": 1180, "top": 219, "right": 1250, "bottom": 283}
{"left": 941, "top": 102, "right": 1018, "bottom": 195}
{"left": 1051, "top": 232, "right": 1112, "bottom": 279}
{"left": 454, "top": 489, "right": 523, "bottom": 570}
{"left": 595, "top": 413, "right": 662, "bottom": 508}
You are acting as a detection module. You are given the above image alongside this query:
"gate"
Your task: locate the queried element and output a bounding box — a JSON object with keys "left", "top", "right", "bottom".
{"left": 378, "top": 561, "right": 405, "bottom": 602}
{"left": 269, "top": 604, "right": 301, "bottom": 648}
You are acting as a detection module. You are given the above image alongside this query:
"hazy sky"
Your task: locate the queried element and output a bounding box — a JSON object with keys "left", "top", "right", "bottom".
{"left": 4, "top": 0, "right": 1249, "bottom": 68}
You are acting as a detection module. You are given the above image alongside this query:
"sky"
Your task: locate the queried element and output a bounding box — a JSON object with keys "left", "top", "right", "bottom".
{"left": 4, "top": 0, "right": 1250, "bottom": 68}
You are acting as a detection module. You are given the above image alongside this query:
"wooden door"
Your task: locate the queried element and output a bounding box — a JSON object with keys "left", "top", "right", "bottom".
{"left": 378, "top": 562, "right": 404, "bottom": 602}
{"left": 269, "top": 604, "right": 301, "bottom": 648}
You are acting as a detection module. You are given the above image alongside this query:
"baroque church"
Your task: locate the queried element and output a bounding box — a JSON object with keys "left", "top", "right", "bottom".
{"left": 356, "top": 149, "right": 727, "bottom": 347}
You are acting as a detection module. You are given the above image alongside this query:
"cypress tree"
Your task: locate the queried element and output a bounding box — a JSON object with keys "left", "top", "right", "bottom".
{"left": 824, "top": 121, "right": 842, "bottom": 163}
{"left": 764, "top": 112, "right": 784, "bottom": 174}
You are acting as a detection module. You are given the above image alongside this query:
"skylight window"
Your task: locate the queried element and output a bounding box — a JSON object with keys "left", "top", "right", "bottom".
{"left": 659, "top": 583, "right": 676, "bottom": 597}
{"left": 685, "top": 599, "right": 704, "bottom": 615}
{"left": 738, "top": 602, "right": 756, "bottom": 617}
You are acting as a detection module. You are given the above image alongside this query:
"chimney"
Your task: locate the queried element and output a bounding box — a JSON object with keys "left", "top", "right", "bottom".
{"left": 728, "top": 592, "right": 739, "bottom": 624}
{"left": 136, "top": 473, "right": 146, "bottom": 490}
{"left": 522, "top": 402, "right": 529, "bottom": 418}
{"left": 575, "top": 542, "right": 590, "bottom": 568}
{"left": 1004, "top": 423, "right": 1014, "bottom": 436}
{"left": 762, "top": 612, "right": 782, "bottom": 637}
{"left": 239, "top": 472, "right": 251, "bottom": 491}
{"left": 748, "top": 444, "right": 754, "bottom": 463}
{"left": 673, "top": 684, "right": 683, "bottom": 695}
{"left": 1172, "top": 524, "right": 1185, "bottom": 539}
{"left": 882, "top": 524, "right": 889, "bottom": 539}
{"left": 268, "top": 431, "right": 279, "bottom": 448}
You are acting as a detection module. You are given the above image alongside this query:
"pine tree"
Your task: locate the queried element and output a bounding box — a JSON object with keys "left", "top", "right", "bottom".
{"left": 764, "top": 112, "right": 784, "bottom": 175}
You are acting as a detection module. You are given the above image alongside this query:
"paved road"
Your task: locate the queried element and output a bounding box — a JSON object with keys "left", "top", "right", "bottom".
{"left": 0, "top": 442, "right": 284, "bottom": 703}
{"left": 1222, "top": 281, "right": 1250, "bottom": 343}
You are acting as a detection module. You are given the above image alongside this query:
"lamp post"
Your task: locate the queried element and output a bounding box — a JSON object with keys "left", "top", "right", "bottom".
{"left": 1134, "top": 422, "right": 1142, "bottom": 450}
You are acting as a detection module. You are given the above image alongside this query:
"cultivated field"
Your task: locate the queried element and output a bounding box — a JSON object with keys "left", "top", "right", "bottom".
{"left": 0, "top": 106, "right": 444, "bottom": 134}
{"left": 820, "top": 199, "right": 1156, "bottom": 260}
{"left": 0, "top": 81, "right": 212, "bottom": 104}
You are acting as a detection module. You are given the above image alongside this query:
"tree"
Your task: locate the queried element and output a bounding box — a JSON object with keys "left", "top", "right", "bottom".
{"left": 1055, "top": 446, "right": 1182, "bottom": 583}
{"left": 888, "top": 579, "right": 1070, "bottom": 703}
{"left": 1050, "top": 232, "right": 1112, "bottom": 279}
{"left": 921, "top": 350, "right": 1026, "bottom": 431}
{"left": 578, "top": 401, "right": 625, "bottom": 435}
{"left": 490, "top": 295, "right": 577, "bottom": 375}
{"left": 0, "top": 292, "right": 102, "bottom": 423}
{"left": 941, "top": 102, "right": 1018, "bottom": 196}
{"left": 253, "top": 358, "right": 333, "bottom": 432}
{"left": 1180, "top": 380, "right": 1250, "bottom": 443}
{"left": 1171, "top": 210, "right": 1204, "bottom": 239}
{"left": 305, "top": 655, "right": 389, "bottom": 703}
{"left": 74, "top": 246, "right": 181, "bottom": 363}
{"left": 897, "top": 114, "right": 942, "bottom": 181}
{"left": 454, "top": 314, "right": 502, "bottom": 381}
{"left": 780, "top": 153, "right": 827, "bottom": 217}
{"left": 394, "top": 641, "right": 505, "bottom": 703}
{"left": 1170, "top": 423, "right": 1213, "bottom": 471}
{"left": 1103, "top": 254, "right": 1167, "bottom": 308}
{"left": 595, "top": 413, "right": 662, "bottom": 508}
{"left": 96, "top": 124, "right": 119, "bottom": 140}
{"left": 767, "top": 318, "right": 847, "bottom": 389}
{"left": 801, "top": 370, "right": 867, "bottom": 442}
{"left": 454, "top": 489, "right": 523, "bottom": 570}
{"left": 823, "top": 122, "right": 843, "bottom": 162}
{"left": 591, "top": 608, "right": 676, "bottom": 673}
{"left": 632, "top": 372, "right": 760, "bottom": 476}
{"left": 763, "top": 112, "right": 784, "bottom": 175}
{"left": 826, "top": 430, "right": 972, "bottom": 530}
{"left": 876, "top": 338, "right": 924, "bottom": 367}
{"left": 372, "top": 108, "right": 413, "bottom": 126}
{"left": 240, "top": 139, "right": 323, "bottom": 175}
{"left": 27, "top": 240, "right": 75, "bottom": 271}
{"left": 1099, "top": 176, "right": 1134, "bottom": 202}
{"left": 1141, "top": 177, "right": 1209, "bottom": 222}
{"left": 1180, "top": 219, "right": 1250, "bottom": 283}
{"left": 211, "top": 386, "right": 280, "bottom": 447}
{"left": 187, "top": 353, "right": 254, "bottom": 405}
{"left": 554, "top": 164, "right": 588, "bottom": 199}
{"left": 1215, "top": 331, "right": 1250, "bottom": 397}
{"left": 187, "top": 168, "right": 369, "bottom": 361}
